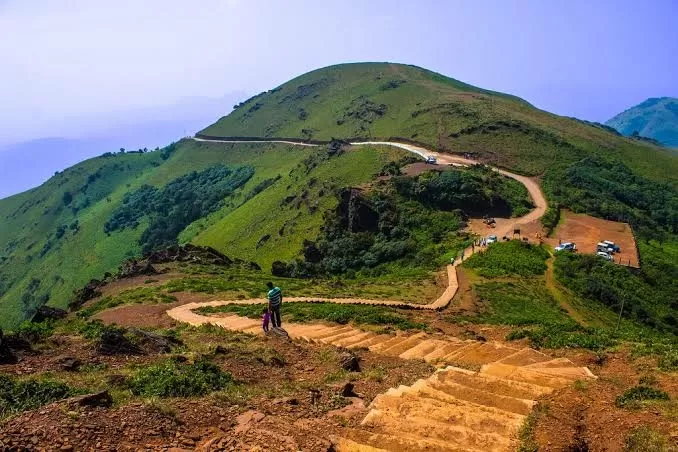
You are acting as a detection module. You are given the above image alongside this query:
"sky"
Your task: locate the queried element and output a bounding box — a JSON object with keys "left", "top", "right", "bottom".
{"left": 1, "top": 0, "right": 677, "bottom": 147}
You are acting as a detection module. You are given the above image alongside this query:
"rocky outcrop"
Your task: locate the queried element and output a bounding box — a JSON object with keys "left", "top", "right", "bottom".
{"left": 337, "top": 188, "right": 379, "bottom": 233}
{"left": 31, "top": 305, "right": 68, "bottom": 323}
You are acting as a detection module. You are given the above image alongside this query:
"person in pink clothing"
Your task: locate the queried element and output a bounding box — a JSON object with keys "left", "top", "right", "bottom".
{"left": 262, "top": 308, "right": 271, "bottom": 333}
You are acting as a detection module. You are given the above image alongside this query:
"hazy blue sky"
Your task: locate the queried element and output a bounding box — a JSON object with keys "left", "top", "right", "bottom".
{"left": 1, "top": 0, "right": 677, "bottom": 145}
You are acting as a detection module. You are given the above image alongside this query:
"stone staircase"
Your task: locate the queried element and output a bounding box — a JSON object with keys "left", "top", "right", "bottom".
{"left": 166, "top": 308, "right": 596, "bottom": 451}
{"left": 332, "top": 360, "right": 595, "bottom": 452}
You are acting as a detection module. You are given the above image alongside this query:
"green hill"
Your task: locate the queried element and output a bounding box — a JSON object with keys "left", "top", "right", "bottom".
{"left": 202, "top": 63, "right": 678, "bottom": 183}
{"left": 1, "top": 62, "right": 677, "bottom": 330}
{"left": 605, "top": 97, "right": 678, "bottom": 148}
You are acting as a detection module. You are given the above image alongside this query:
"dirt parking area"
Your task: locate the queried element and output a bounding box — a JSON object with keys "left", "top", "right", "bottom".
{"left": 546, "top": 210, "right": 639, "bottom": 267}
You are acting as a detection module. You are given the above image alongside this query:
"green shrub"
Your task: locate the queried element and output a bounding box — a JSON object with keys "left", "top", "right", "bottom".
{"left": 128, "top": 358, "right": 233, "bottom": 397}
{"left": 624, "top": 425, "right": 671, "bottom": 452}
{"left": 615, "top": 386, "right": 670, "bottom": 408}
{"left": 0, "top": 374, "right": 80, "bottom": 418}
{"left": 105, "top": 165, "right": 254, "bottom": 253}
{"left": 464, "top": 241, "right": 550, "bottom": 277}
{"left": 12, "top": 320, "right": 55, "bottom": 342}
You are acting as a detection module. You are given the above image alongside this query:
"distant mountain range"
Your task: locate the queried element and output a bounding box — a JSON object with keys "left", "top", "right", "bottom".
{"left": 0, "top": 93, "right": 245, "bottom": 199}
{"left": 606, "top": 97, "right": 678, "bottom": 147}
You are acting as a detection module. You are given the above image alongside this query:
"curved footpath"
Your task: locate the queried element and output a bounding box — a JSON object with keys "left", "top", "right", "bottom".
{"left": 168, "top": 138, "right": 589, "bottom": 452}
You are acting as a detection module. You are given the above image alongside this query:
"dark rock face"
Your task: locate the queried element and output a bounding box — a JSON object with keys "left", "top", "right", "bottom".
{"left": 95, "top": 329, "right": 142, "bottom": 356}
{"left": 56, "top": 356, "right": 82, "bottom": 371}
{"left": 117, "top": 260, "right": 157, "bottom": 279}
{"left": 337, "top": 189, "right": 379, "bottom": 233}
{"left": 31, "top": 306, "right": 68, "bottom": 323}
{"left": 0, "top": 329, "right": 33, "bottom": 364}
{"left": 70, "top": 279, "right": 104, "bottom": 310}
{"left": 144, "top": 244, "right": 232, "bottom": 266}
{"left": 339, "top": 351, "right": 361, "bottom": 372}
{"left": 66, "top": 390, "right": 113, "bottom": 408}
{"left": 128, "top": 328, "right": 181, "bottom": 354}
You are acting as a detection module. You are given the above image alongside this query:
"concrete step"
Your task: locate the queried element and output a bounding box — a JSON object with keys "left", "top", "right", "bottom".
{"left": 362, "top": 410, "right": 511, "bottom": 452}
{"left": 332, "top": 331, "right": 377, "bottom": 348}
{"left": 379, "top": 332, "right": 428, "bottom": 357}
{"left": 369, "top": 335, "right": 410, "bottom": 353}
{"left": 426, "top": 375, "right": 535, "bottom": 416}
{"left": 398, "top": 339, "right": 451, "bottom": 360}
{"left": 495, "top": 348, "right": 551, "bottom": 366}
{"left": 422, "top": 341, "right": 471, "bottom": 362}
{"left": 347, "top": 334, "right": 394, "bottom": 350}
{"left": 368, "top": 391, "right": 524, "bottom": 437}
{"left": 523, "top": 366, "right": 597, "bottom": 379}
{"left": 439, "top": 342, "right": 483, "bottom": 363}
{"left": 447, "top": 342, "right": 520, "bottom": 366}
{"left": 305, "top": 325, "right": 355, "bottom": 342}
{"left": 213, "top": 315, "right": 260, "bottom": 331}
{"left": 480, "top": 363, "right": 580, "bottom": 389}
{"left": 337, "top": 428, "right": 484, "bottom": 452}
{"left": 436, "top": 366, "right": 552, "bottom": 400}
{"left": 287, "top": 324, "right": 331, "bottom": 341}
{"left": 318, "top": 329, "right": 365, "bottom": 345}
{"left": 525, "top": 357, "right": 576, "bottom": 368}
{"left": 330, "top": 436, "right": 388, "bottom": 452}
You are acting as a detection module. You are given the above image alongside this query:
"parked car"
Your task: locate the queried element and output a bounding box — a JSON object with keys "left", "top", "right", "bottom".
{"left": 425, "top": 156, "right": 437, "bottom": 164}
{"left": 596, "top": 242, "right": 615, "bottom": 254}
{"left": 597, "top": 251, "right": 613, "bottom": 261}
{"left": 487, "top": 235, "right": 498, "bottom": 244}
{"left": 554, "top": 242, "right": 576, "bottom": 252}
{"left": 602, "top": 240, "right": 621, "bottom": 253}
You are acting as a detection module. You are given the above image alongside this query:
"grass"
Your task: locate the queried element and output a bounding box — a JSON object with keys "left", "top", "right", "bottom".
{"left": 78, "top": 287, "right": 177, "bottom": 318}
{"left": 463, "top": 241, "right": 550, "bottom": 278}
{"left": 624, "top": 426, "right": 673, "bottom": 452}
{"left": 196, "top": 302, "right": 427, "bottom": 331}
{"left": 459, "top": 280, "right": 574, "bottom": 327}
{"left": 0, "top": 374, "right": 81, "bottom": 419}
{"left": 0, "top": 141, "right": 408, "bottom": 329}
{"left": 201, "top": 62, "right": 678, "bottom": 183}
{"left": 127, "top": 358, "right": 233, "bottom": 398}
{"left": 517, "top": 402, "right": 549, "bottom": 452}
{"left": 615, "top": 386, "right": 670, "bottom": 409}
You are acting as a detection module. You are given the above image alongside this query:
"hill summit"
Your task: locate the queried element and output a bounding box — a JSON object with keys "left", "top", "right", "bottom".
{"left": 605, "top": 97, "right": 678, "bottom": 147}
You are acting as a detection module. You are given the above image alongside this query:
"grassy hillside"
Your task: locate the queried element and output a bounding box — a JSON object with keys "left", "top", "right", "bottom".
{"left": 0, "top": 141, "right": 407, "bottom": 328}
{"left": 606, "top": 97, "right": 678, "bottom": 147}
{"left": 201, "top": 63, "right": 678, "bottom": 185}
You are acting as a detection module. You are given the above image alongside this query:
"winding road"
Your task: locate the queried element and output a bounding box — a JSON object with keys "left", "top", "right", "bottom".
{"left": 168, "top": 138, "right": 548, "bottom": 318}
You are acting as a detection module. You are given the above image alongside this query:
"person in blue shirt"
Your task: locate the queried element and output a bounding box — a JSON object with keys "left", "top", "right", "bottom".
{"left": 266, "top": 282, "right": 282, "bottom": 328}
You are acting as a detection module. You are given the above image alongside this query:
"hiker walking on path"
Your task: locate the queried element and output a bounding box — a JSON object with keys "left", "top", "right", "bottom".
{"left": 266, "top": 282, "right": 283, "bottom": 328}
{"left": 262, "top": 307, "right": 271, "bottom": 333}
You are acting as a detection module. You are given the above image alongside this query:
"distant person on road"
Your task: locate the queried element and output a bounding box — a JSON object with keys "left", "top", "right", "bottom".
{"left": 266, "top": 282, "right": 283, "bottom": 328}
{"left": 262, "top": 307, "right": 271, "bottom": 333}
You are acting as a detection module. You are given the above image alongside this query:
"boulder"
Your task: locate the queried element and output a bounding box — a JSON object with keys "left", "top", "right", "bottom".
{"left": 31, "top": 306, "right": 67, "bottom": 323}
{"left": 66, "top": 390, "right": 113, "bottom": 408}
{"left": 56, "top": 356, "right": 81, "bottom": 371}
{"left": 338, "top": 351, "right": 360, "bottom": 372}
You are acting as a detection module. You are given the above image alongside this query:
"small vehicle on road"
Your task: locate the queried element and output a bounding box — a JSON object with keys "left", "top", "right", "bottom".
{"left": 597, "top": 242, "right": 616, "bottom": 254}
{"left": 487, "top": 235, "right": 498, "bottom": 244}
{"left": 554, "top": 242, "right": 576, "bottom": 252}
{"left": 425, "top": 156, "right": 437, "bottom": 164}
{"left": 597, "top": 251, "right": 613, "bottom": 261}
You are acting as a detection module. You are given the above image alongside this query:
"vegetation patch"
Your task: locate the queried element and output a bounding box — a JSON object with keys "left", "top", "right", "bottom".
{"left": 196, "top": 302, "right": 426, "bottom": 331}
{"left": 555, "top": 252, "right": 678, "bottom": 335}
{"left": 128, "top": 358, "right": 233, "bottom": 397}
{"left": 463, "top": 241, "right": 550, "bottom": 277}
{"left": 623, "top": 425, "right": 672, "bottom": 451}
{"left": 0, "top": 374, "right": 80, "bottom": 419}
{"left": 460, "top": 281, "right": 573, "bottom": 327}
{"left": 615, "top": 385, "right": 670, "bottom": 409}
{"left": 77, "top": 287, "right": 177, "bottom": 318}
{"left": 105, "top": 165, "right": 254, "bottom": 252}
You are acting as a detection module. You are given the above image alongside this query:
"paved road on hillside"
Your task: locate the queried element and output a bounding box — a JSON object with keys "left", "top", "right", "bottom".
{"left": 169, "top": 137, "right": 548, "bottom": 315}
